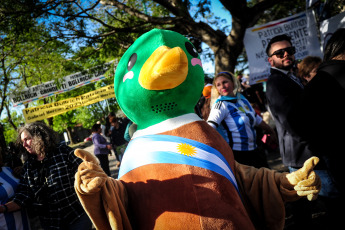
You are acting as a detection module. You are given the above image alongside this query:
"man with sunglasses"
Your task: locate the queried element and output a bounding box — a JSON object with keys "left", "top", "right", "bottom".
{"left": 266, "top": 34, "right": 313, "bottom": 169}
{"left": 265, "top": 34, "right": 321, "bottom": 229}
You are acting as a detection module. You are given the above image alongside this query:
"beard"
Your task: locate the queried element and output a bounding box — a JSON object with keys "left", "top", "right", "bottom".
{"left": 273, "top": 58, "right": 295, "bottom": 70}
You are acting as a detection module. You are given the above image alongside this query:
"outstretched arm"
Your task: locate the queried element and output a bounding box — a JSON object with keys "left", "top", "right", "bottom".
{"left": 235, "top": 157, "right": 321, "bottom": 230}
{"left": 74, "top": 149, "right": 132, "bottom": 230}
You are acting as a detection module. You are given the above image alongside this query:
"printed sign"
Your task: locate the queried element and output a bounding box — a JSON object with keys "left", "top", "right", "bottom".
{"left": 320, "top": 11, "right": 345, "bottom": 50}
{"left": 244, "top": 11, "right": 322, "bottom": 85}
{"left": 11, "top": 61, "right": 116, "bottom": 107}
{"left": 23, "top": 84, "right": 115, "bottom": 123}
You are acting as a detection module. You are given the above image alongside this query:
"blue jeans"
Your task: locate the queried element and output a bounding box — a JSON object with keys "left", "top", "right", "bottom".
{"left": 288, "top": 167, "right": 340, "bottom": 198}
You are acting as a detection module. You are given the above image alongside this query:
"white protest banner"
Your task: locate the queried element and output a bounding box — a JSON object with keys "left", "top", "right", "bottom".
{"left": 320, "top": 11, "right": 345, "bottom": 50}
{"left": 10, "top": 61, "right": 117, "bottom": 107}
{"left": 244, "top": 11, "right": 322, "bottom": 85}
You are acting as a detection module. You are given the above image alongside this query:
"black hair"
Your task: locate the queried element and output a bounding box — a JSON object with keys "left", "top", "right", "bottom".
{"left": 266, "top": 34, "right": 293, "bottom": 56}
{"left": 323, "top": 28, "right": 345, "bottom": 62}
{"left": 91, "top": 124, "right": 101, "bottom": 133}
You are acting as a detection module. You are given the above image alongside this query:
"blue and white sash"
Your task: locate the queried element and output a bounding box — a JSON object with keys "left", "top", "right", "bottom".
{"left": 118, "top": 134, "right": 240, "bottom": 195}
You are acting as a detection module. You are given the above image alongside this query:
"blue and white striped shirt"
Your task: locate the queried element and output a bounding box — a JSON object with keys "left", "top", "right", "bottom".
{"left": 207, "top": 95, "right": 262, "bottom": 151}
{"left": 0, "top": 167, "right": 30, "bottom": 230}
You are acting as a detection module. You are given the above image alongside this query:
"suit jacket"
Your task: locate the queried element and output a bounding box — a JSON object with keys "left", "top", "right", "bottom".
{"left": 266, "top": 68, "right": 314, "bottom": 168}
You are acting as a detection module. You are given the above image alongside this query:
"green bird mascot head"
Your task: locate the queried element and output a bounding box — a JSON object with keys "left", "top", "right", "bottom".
{"left": 114, "top": 29, "right": 204, "bottom": 130}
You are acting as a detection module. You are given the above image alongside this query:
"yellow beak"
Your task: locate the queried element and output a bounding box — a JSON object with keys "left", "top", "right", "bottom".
{"left": 139, "top": 46, "right": 188, "bottom": 90}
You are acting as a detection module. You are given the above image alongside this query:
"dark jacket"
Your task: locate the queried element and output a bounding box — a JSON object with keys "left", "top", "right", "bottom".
{"left": 13, "top": 145, "right": 85, "bottom": 228}
{"left": 110, "top": 119, "right": 128, "bottom": 147}
{"left": 302, "top": 60, "right": 345, "bottom": 193}
{"left": 266, "top": 68, "right": 316, "bottom": 168}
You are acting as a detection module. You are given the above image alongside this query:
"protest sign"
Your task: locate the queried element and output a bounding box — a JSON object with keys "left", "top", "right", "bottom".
{"left": 23, "top": 84, "right": 115, "bottom": 123}
{"left": 244, "top": 10, "right": 322, "bottom": 85}
{"left": 11, "top": 61, "right": 116, "bottom": 107}
{"left": 320, "top": 11, "right": 345, "bottom": 50}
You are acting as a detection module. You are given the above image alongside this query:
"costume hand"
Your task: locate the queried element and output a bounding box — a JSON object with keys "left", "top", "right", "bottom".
{"left": 286, "top": 157, "right": 321, "bottom": 201}
{"left": 74, "top": 149, "right": 108, "bottom": 194}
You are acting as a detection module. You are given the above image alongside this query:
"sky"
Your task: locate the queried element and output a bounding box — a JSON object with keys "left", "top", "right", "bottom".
{"left": 199, "top": 1, "right": 232, "bottom": 75}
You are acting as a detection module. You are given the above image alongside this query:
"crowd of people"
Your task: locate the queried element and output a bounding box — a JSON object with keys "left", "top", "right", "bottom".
{"left": 0, "top": 28, "right": 344, "bottom": 229}
{"left": 267, "top": 30, "right": 345, "bottom": 229}
{"left": 195, "top": 28, "right": 344, "bottom": 229}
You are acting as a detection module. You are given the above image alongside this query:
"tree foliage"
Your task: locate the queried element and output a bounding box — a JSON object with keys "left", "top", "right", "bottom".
{"left": 0, "top": 0, "right": 343, "bottom": 151}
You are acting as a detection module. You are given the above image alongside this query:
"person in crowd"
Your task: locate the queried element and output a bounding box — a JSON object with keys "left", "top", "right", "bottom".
{"left": 105, "top": 112, "right": 115, "bottom": 137}
{"left": 207, "top": 71, "right": 277, "bottom": 168}
{"left": 110, "top": 117, "right": 128, "bottom": 165}
{"left": 124, "top": 120, "right": 137, "bottom": 142}
{"left": 297, "top": 56, "right": 322, "bottom": 85}
{"left": 96, "top": 120, "right": 107, "bottom": 137}
{"left": 3, "top": 142, "right": 23, "bottom": 178}
{"left": 301, "top": 28, "right": 345, "bottom": 228}
{"left": 241, "top": 82, "right": 267, "bottom": 113}
{"left": 91, "top": 123, "right": 112, "bottom": 176}
{"left": 195, "top": 76, "right": 213, "bottom": 120}
{"left": 0, "top": 151, "right": 30, "bottom": 230}
{"left": 199, "top": 82, "right": 213, "bottom": 120}
{"left": 0, "top": 122, "right": 92, "bottom": 230}
{"left": 265, "top": 34, "right": 330, "bottom": 229}
{"left": 265, "top": 34, "right": 319, "bottom": 170}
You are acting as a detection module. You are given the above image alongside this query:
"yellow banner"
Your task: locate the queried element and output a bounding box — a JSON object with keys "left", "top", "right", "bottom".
{"left": 23, "top": 84, "right": 115, "bottom": 123}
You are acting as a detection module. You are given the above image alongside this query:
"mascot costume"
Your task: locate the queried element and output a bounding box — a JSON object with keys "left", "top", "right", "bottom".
{"left": 74, "top": 29, "right": 321, "bottom": 230}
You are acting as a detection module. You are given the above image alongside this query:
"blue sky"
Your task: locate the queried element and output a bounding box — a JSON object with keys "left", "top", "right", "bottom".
{"left": 198, "top": 1, "right": 232, "bottom": 75}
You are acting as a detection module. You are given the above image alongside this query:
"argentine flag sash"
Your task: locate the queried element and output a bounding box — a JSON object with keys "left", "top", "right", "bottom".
{"left": 118, "top": 134, "right": 240, "bottom": 195}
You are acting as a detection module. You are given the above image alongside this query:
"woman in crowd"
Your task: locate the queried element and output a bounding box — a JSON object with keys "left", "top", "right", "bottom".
{"left": 297, "top": 56, "right": 322, "bottom": 85}
{"left": 0, "top": 152, "right": 30, "bottom": 230}
{"left": 207, "top": 71, "right": 277, "bottom": 168}
{"left": 91, "top": 123, "right": 112, "bottom": 176}
{"left": 0, "top": 122, "right": 92, "bottom": 230}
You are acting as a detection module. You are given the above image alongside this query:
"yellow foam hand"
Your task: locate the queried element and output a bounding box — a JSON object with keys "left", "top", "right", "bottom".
{"left": 286, "top": 157, "right": 321, "bottom": 201}
{"left": 74, "top": 149, "right": 108, "bottom": 194}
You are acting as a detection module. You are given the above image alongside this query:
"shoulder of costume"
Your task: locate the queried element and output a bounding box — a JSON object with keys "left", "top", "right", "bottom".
{"left": 132, "top": 113, "right": 202, "bottom": 139}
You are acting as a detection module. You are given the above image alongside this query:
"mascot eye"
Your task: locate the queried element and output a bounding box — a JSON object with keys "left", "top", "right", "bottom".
{"left": 127, "top": 53, "right": 137, "bottom": 71}
{"left": 185, "top": 42, "right": 198, "bottom": 58}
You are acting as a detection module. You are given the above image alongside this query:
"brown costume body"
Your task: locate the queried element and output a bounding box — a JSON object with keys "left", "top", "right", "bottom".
{"left": 120, "top": 120, "right": 294, "bottom": 229}
{"left": 121, "top": 121, "right": 253, "bottom": 229}
{"left": 75, "top": 120, "right": 318, "bottom": 230}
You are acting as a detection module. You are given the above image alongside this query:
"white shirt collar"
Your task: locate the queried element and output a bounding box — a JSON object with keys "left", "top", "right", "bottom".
{"left": 132, "top": 113, "right": 202, "bottom": 139}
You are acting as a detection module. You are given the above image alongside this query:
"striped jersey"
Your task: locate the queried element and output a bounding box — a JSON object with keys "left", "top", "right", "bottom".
{"left": 207, "top": 95, "right": 262, "bottom": 151}
{"left": 0, "top": 167, "right": 30, "bottom": 230}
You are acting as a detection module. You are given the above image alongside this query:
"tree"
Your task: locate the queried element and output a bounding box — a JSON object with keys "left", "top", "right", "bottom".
{"left": 4, "top": 0, "right": 304, "bottom": 73}
{"left": 1, "top": 0, "right": 343, "bottom": 149}
{"left": 2, "top": 0, "right": 344, "bottom": 73}
{"left": 0, "top": 2, "right": 38, "bottom": 155}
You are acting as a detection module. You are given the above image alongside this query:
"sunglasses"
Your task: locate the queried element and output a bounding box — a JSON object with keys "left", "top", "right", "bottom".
{"left": 269, "top": 47, "right": 296, "bottom": 58}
